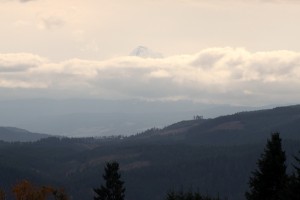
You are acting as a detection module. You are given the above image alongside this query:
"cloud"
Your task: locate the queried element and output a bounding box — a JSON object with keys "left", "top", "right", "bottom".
{"left": 0, "top": 53, "right": 46, "bottom": 72}
{"left": 187, "top": 0, "right": 298, "bottom": 2}
{"left": 0, "top": 79, "right": 46, "bottom": 88}
{"left": 1, "top": 48, "right": 300, "bottom": 105}
{"left": 1, "top": 0, "right": 37, "bottom": 3}
{"left": 19, "top": 0, "right": 35, "bottom": 2}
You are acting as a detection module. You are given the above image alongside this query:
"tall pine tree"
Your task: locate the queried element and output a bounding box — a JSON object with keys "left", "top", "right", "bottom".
{"left": 287, "top": 151, "right": 300, "bottom": 199}
{"left": 94, "top": 161, "right": 125, "bottom": 200}
{"left": 245, "top": 132, "right": 288, "bottom": 200}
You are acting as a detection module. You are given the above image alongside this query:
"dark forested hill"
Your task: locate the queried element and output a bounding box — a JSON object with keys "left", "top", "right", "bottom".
{"left": 0, "top": 105, "right": 300, "bottom": 200}
{"left": 131, "top": 104, "right": 300, "bottom": 145}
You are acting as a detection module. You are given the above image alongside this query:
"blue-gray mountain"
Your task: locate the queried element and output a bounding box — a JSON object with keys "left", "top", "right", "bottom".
{"left": 0, "top": 127, "right": 49, "bottom": 142}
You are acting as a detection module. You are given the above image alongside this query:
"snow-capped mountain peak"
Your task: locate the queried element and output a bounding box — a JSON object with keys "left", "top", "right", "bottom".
{"left": 130, "top": 46, "right": 163, "bottom": 58}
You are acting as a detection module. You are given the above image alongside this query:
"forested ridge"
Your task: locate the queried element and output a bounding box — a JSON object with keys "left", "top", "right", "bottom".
{"left": 1, "top": 105, "right": 300, "bottom": 200}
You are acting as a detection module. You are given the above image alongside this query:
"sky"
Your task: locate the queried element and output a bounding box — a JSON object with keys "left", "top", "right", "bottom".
{"left": 1, "top": 0, "right": 300, "bottom": 106}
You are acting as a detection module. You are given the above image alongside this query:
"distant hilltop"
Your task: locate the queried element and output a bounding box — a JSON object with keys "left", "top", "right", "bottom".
{"left": 0, "top": 127, "right": 50, "bottom": 142}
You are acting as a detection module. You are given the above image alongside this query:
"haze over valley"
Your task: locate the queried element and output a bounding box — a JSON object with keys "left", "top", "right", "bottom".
{"left": 0, "top": 98, "right": 270, "bottom": 137}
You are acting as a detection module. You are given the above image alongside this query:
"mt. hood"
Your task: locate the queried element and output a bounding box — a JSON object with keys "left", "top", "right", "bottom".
{"left": 130, "top": 46, "right": 163, "bottom": 58}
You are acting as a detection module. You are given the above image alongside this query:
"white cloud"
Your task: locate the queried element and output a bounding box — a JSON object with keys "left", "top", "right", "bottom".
{"left": 1, "top": 0, "right": 37, "bottom": 2}
{"left": 1, "top": 48, "right": 300, "bottom": 105}
{"left": 184, "top": 0, "right": 298, "bottom": 3}
{"left": 0, "top": 53, "right": 46, "bottom": 72}
{"left": 0, "top": 79, "right": 47, "bottom": 88}
{"left": 19, "top": 0, "right": 36, "bottom": 2}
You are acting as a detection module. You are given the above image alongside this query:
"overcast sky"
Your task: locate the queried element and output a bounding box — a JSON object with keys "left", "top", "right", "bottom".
{"left": 1, "top": 0, "right": 300, "bottom": 106}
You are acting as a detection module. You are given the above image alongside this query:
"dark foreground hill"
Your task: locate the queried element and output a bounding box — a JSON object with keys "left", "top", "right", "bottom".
{"left": 1, "top": 105, "right": 300, "bottom": 200}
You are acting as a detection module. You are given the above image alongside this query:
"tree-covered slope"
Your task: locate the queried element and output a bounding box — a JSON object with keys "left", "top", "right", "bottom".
{"left": 134, "top": 104, "right": 300, "bottom": 145}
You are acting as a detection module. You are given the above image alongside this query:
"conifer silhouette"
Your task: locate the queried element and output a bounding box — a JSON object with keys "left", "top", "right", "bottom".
{"left": 94, "top": 161, "right": 125, "bottom": 200}
{"left": 245, "top": 132, "right": 287, "bottom": 200}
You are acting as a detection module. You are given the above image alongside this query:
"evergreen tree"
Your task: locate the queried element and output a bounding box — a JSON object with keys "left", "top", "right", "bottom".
{"left": 245, "top": 132, "right": 288, "bottom": 200}
{"left": 287, "top": 151, "right": 300, "bottom": 199}
{"left": 94, "top": 161, "right": 125, "bottom": 200}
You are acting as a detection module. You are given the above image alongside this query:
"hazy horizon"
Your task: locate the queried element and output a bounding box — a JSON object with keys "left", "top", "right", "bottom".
{"left": 0, "top": 98, "right": 275, "bottom": 137}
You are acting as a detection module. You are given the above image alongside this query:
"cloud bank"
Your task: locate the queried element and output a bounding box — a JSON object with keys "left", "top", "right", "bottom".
{"left": 1, "top": 48, "right": 300, "bottom": 105}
